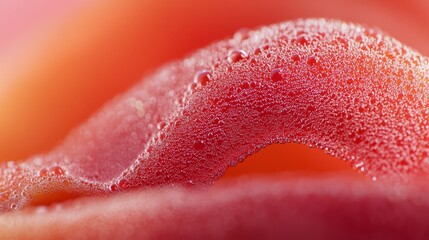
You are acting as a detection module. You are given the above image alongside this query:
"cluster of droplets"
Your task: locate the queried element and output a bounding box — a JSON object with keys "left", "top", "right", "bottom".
{"left": 88, "top": 19, "right": 429, "bottom": 196}
{"left": 190, "top": 70, "right": 213, "bottom": 92}
{"left": 131, "top": 19, "right": 429, "bottom": 189}
{"left": 3, "top": 19, "right": 429, "bottom": 212}
{"left": 38, "top": 166, "right": 66, "bottom": 177}
{"left": 0, "top": 155, "right": 110, "bottom": 212}
{"left": 109, "top": 178, "right": 128, "bottom": 192}
{"left": 6, "top": 163, "right": 70, "bottom": 209}
{"left": 227, "top": 50, "right": 248, "bottom": 64}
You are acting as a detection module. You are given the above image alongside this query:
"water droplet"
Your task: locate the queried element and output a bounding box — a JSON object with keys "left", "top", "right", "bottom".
{"left": 240, "top": 82, "right": 250, "bottom": 89}
{"left": 296, "top": 36, "right": 309, "bottom": 45}
{"left": 291, "top": 54, "right": 300, "bottom": 62}
{"left": 118, "top": 179, "right": 128, "bottom": 189}
{"left": 194, "top": 141, "right": 205, "bottom": 150}
{"left": 20, "top": 190, "right": 28, "bottom": 198}
{"left": 109, "top": 184, "right": 118, "bottom": 192}
{"left": 228, "top": 50, "right": 248, "bottom": 63}
{"left": 270, "top": 69, "right": 283, "bottom": 82}
{"left": 10, "top": 203, "right": 17, "bottom": 210}
{"left": 336, "top": 37, "right": 349, "bottom": 49}
{"left": 194, "top": 70, "right": 212, "bottom": 87}
{"left": 229, "top": 161, "right": 238, "bottom": 167}
{"left": 307, "top": 105, "right": 316, "bottom": 112}
{"left": 50, "top": 166, "right": 65, "bottom": 176}
{"left": 355, "top": 35, "right": 363, "bottom": 43}
{"left": 307, "top": 56, "right": 317, "bottom": 67}
{"left": 157, "top": 121, "right": 167, "bottom": 130}
{"left": 38, "top": 168, "right": 48, "bottom": 177}
{"left": 355, "top": 161, "right": 363, "bottom": 168}
{"left": 233, "top": 28, "right": 250, "bottom": 41}
{"left": 157, "top": 131, "right": 166, "bottom": 141}
{"left": 188, "top": 82, "right": 198, "bottom": 92}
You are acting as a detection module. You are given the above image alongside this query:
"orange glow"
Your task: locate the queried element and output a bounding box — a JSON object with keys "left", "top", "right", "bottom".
{"left": 221, "top": 143, "right": 362, "bottom": 180}
{"left": 1, "top": 1, "right": 429, "bottom": 238}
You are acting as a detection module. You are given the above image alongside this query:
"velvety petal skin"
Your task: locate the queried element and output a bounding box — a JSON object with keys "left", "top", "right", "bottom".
{"left": 1, "top": 19, "right": 429, "bottom": 212}
{"left": 2, "top": 0, "right": 429, "bottom": 163}
{"left": 2, "top": 176, "right": 429, "bottom": 240}
{"left": 121, "top": 19, "right": 429, "bottom": 190}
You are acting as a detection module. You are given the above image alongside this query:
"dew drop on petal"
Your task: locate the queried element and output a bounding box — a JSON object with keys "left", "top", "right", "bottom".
{"left": 307, "top": 56, "right": 318, "bottom": 67}
{"left": 38, "top": 168, "right": 48, "bottom": 177}
{"left": 109, "top": 183, "right": 118, "bottom": 192}
{"left": 157, "top": 121, "right": 167, "bottom": 130}
{"left": 50, "top": 166, "right": 65, "bottom": 176}
{"left": 291, "top": 54, "right": 300, "bottom": 62}
{"left": 194, "top": 70, "right": 213, "bottom": 87}
{"left": 188, "top": 82, "right": 198, "bottom": 92}
{"left": 228, "top": 50, "right": 248, "bottom": 63}
{"left": 118, "top": 179, "right": 128, "bottom": 189}
{"left": 194, "top": 141, "right": 205, "bottom": 150}
{"left": 270, "top": 69, "right": 284, "bottom": 82}
{"left": 296, "top": 35, "right": 309, "bottom": 45}
{"left": 233, "top": 28, "right": 250, "bottom": 41}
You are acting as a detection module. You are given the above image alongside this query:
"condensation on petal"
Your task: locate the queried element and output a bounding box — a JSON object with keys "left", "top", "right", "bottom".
{"left": 2, "top": 19, "right": 429, "bottom": 212}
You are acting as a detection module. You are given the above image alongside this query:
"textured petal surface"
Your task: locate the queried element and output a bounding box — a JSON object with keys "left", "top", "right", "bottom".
{"left": 2, "top": 176, "right": 429, "bottom": 239}
{"left": 1, "top": 19, "right": 429, "bottom": 211}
